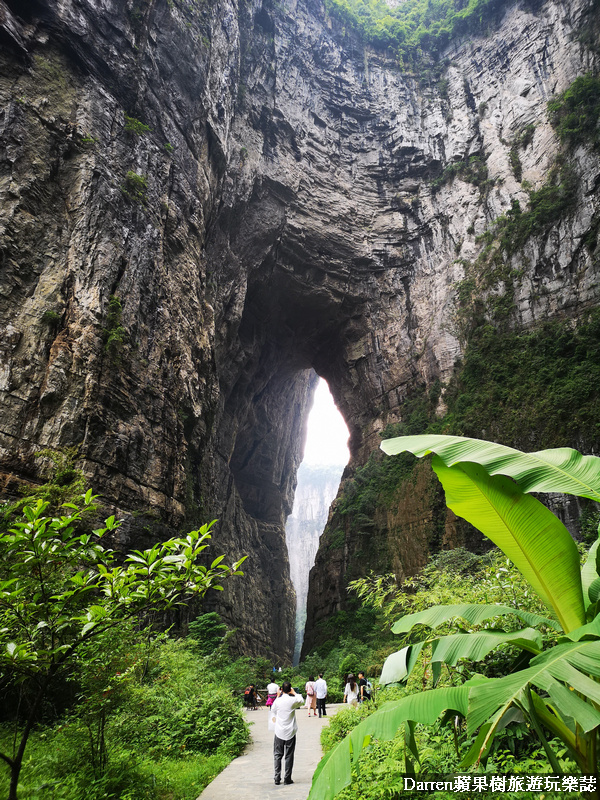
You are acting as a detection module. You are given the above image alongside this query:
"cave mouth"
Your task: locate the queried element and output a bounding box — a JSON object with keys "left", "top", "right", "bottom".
{"left": 286, "top": 378, "right": 349, "bottom": 664}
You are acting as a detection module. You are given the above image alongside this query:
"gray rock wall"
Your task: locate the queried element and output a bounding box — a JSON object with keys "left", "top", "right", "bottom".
{"left": 0, "top": 0, "right": 598, "bottom": 660}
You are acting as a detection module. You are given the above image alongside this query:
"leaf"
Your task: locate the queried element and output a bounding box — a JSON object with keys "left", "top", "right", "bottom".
{"left": 562, "top": 616, "right": 600, "bottom": 642}
{"left": 308, "top": 677, "right": 487, "bottom": 800}
{"left": 430, "top": 628, "right": 543, "bottom": 665}
{"left": 391, "top": 603, "right": 560, "bottom": 634}
{"left": 468, "top": 639, "right": 600, "bottom": 737}
{"left": 589, "top": 577, "right": 600, "bottom": 604}
{"left": 431, "top": 458, "right": 585, "bottom": 633}
{"left": 380, "top": 646, "right": 409, "bottom": 685}
{"left": 380, "top": 434, "right": 600, "bottom": 501}
{"left": 581, "top": 540, "right": 600, "bottom": 608}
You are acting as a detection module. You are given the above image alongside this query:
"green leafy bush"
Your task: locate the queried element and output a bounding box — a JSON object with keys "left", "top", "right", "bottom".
{"left": 480, "top": 160, "right": 578, "bottom": 255}
{"left": 309, "top": 436, "right": 600, "bottom": 800}
{"left": 548, "top": 73, "right": 600, "bottom": 148}
{"left": 102, "top": 294, "right": 128, "bottom": 360}
{"left": 124, "top": 115, "right": 151, "bottom": 136}
{"left": 431, "top": 155, "right": 490, "bottom": 192}
{"left": 121, "top": 170, "right": 148, "bottom": 204}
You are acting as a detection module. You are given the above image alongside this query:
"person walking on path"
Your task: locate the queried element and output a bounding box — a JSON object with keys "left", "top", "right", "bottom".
{"left": 272, "top": 681, "right": 304, "bottom": 785}
{"left": 358, "top": 671, "right": 371, "bottom": 703}
{"left": 343, "top": 674, "right": 359, "bottom": 707}
{"left": 304, "top": 676, "right": 317, "bottom": 717}
{"left": 315, "top": 673, "right": 327, "bottom": 718}
{"left": 266, "top": 679, "right": 279, "bottom": 707}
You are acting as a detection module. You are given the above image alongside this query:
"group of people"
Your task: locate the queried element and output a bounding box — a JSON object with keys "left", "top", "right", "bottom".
{"left": 249, "top": 670, "right": 370, "bottom": 786}
{"left": 301, "top": 673, "right": 328, "bottom": 717}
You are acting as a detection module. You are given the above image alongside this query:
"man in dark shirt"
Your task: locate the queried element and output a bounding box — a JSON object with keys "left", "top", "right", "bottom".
{"left": 358, "top": 672, "right": 370, "bottom": 702}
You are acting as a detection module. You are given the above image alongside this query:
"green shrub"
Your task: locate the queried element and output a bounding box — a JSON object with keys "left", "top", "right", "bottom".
{"left": 481, "top": 160, "right": 577, "bottom": 255}
{"left": 548, "top": 73, "right": 600, "bottom": 148}
{"left": 121, "top": 170, "right": 148, "bottom": 204}
{"left": 321, "top": 702, "right": 377, "bottom": 753}
{"left": 102, "top": 294, "right": 127, "bottom": 360}
{"left": 41, "top": 309, "right": 61, "bottom": 326}
{"left": 124, "top": 115, "right": 151, "bottom": 136}
{"left": 431, "top": 155, "right": 489, "bottom": 192}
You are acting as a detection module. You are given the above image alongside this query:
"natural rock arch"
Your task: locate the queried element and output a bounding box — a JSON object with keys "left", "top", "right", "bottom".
{"left": 0, "top": 0, "right": 598, "bottom": 661}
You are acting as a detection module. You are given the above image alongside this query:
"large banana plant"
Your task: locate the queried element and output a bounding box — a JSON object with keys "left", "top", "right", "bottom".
{"left": 307, "top": 435, "right": 600, "bottom": 800}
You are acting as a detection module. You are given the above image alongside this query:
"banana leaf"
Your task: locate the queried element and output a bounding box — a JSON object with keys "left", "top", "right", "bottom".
{"left": 391, "top": 603, "right": 560, "bottom": 634}
{"left": 431, "top": 458, "right": 585, "bottom": 633}
{"left": 380, "top": 434, "right": 600, "bottom": 501}
{"left": 308, "top": 677, "right": 488, "bottom": 800}
{"left": 379, "top": 642, "right": 424, "bottom": 685}
{"left": 581, "top": 540, "right": 600, "bottom": 608}
{"left": 561, "top": 615, "right": 600, "bottom": 642}
{"left": 430, "top": 627, "right": 542, "bottom": 663}
{"left": 380, "top": 629, "right": 541, "bottom": 686}
{"left": 468, "top": 639, "right": 600, "bottom": 737}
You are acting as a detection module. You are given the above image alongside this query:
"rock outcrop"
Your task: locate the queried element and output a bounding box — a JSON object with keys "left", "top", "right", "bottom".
{"left": 0, "top": 0, "right": 598, "bottom": 661}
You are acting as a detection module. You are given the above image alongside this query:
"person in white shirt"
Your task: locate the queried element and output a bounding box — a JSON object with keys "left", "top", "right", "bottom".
{"left": 271, "top": 682, "right": 304, "bottom": 785}
{"left": 315, "top": 673, "right": 328, "bottom": 718}
{"left": 343, "top": 673, "right": 359, "bottom": 707}
{"left": 266, "top": 680, "right": 279, "bottom": 707}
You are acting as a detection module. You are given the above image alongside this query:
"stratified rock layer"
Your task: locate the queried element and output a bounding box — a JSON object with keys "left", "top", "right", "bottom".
{"left": 0, "top": 0, "right": 598, "bottom": 660}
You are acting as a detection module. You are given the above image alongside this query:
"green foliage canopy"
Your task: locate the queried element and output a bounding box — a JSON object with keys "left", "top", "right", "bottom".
{"left": 324, "top": 0, "right": 513, "bottom": 61}
{"left": 0, "top": 494, "right": 245, "bottom": 800}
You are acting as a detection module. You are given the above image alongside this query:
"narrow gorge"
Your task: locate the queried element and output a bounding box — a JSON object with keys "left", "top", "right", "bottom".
{"left": 1, "top": 0, "right": 599, "bottom": 663}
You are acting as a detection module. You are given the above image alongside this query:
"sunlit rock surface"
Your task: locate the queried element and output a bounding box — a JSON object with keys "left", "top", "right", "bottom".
{"left": 285, "top": 462, "right": 344, "bottom": 661}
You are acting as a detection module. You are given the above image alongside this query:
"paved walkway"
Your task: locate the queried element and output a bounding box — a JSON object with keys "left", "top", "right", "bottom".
{"left": 197, "top": 704, "right": 341, "bottom": 800}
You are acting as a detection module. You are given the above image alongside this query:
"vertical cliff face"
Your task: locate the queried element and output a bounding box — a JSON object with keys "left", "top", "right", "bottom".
{"left": 0, "top": 0, "right": 599, "bottom": 661}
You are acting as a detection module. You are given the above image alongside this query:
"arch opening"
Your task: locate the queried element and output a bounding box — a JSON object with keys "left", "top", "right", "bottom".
{"left": 285, "top": 378, "right": 349, "bottom": 665}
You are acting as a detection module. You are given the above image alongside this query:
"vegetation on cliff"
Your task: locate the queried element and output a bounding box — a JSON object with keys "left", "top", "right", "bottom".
{"left": 324, "top": 0, "right": 522, "bottom": 61}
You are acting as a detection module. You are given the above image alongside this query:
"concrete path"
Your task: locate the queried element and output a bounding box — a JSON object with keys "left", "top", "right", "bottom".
{"left": 197, "top": 704, "right": 341, "bottom": 800}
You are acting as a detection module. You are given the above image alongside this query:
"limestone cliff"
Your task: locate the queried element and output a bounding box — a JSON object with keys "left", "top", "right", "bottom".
{"left": 0, "top": 0, "right": 599, "bottom": 661}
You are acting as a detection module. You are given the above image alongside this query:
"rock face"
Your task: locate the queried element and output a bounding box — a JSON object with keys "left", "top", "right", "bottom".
{"left": 285, "top": 462, "right": 344, "bottom": 661}
{"left": 0, "top": 0, "right": 599, "bottom": 661}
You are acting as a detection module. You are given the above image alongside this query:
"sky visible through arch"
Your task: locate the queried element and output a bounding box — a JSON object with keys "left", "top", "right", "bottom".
{"left": 302, "top": 377, "right": 350, "bottom": 467}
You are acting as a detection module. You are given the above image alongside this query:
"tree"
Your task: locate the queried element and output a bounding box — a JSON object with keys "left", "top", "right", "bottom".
{"left": 308, "top": 435, "right": 600, "bottom": 800}
{"left": 0, "top": 492, "right": 246, "bottom": 800}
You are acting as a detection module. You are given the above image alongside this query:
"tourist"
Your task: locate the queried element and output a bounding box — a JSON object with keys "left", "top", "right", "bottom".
{"left": 358, "top": 671, "right": 371, "bottom": 702}
{"left": 244, "top": 684, "right": 258, "bottom": 710}
{"left": 266, "top": 678, "right": 279, "bottom": 707}
{"left": 305, "top": 675, "right": 317, "bottom": 716}
{"left": 315, "top": 672, "right": 328, "bottom": 718}
{"left": 272, "top": 682, "right": 304, "bottom": 785}
{"left": 343, "top": 674, "right": 359, "bottom": 707}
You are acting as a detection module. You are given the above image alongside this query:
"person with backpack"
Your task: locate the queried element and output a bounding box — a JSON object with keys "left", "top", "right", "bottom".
{"left": 304, "top": 675, "right": 317, "bottom": 716}
{"left": 358, "top": 671, "right": 371, "bottom": 702}
{"left": 266, "top": 678, "right": 279, "bottom": 707}
{"left": 244, "top": 684, "right": 257, "bottom": 710}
